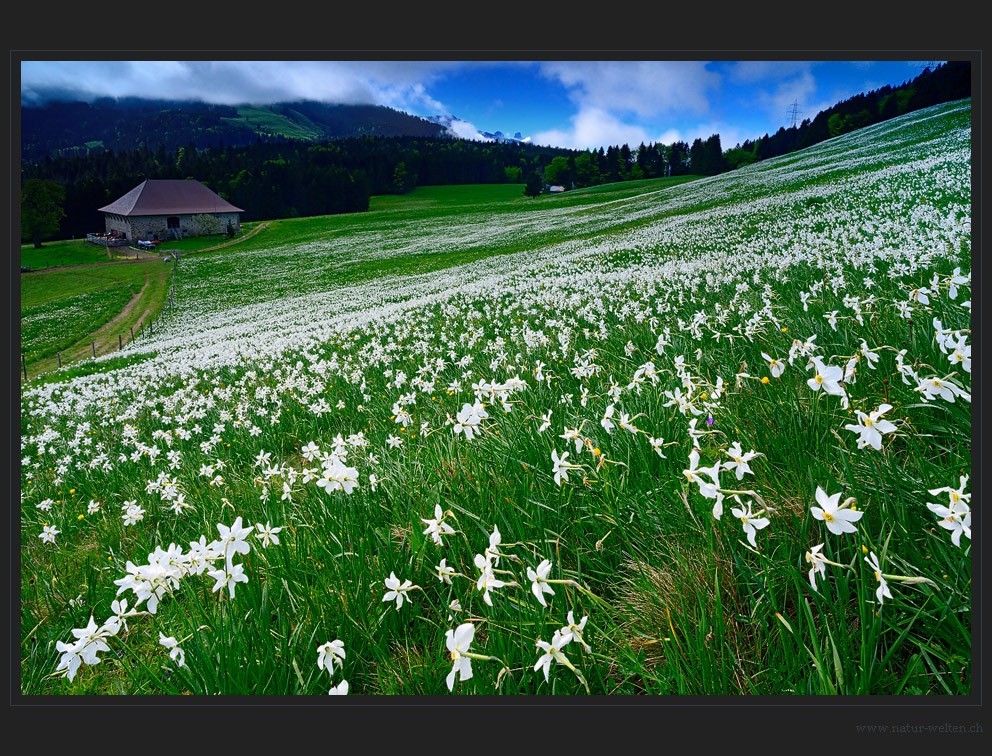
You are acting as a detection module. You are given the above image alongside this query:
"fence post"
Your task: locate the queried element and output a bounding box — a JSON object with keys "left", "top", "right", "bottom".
{"left": 130, "top": 325, "right": 135, "bottom": 342}
{"left": 22, "top": 353, "right": 27, "bottom": 379}
{"left": 57, "top": 352, "right": 61, "bottom": 368}
{"left": 150, "top": 319, "right": 153, "bottom": 335}
{"left": 119, "top": 334, "right": 123, "bottom": 351}
{"left": 92, "top": 340, "right": 96, "bottom": 358}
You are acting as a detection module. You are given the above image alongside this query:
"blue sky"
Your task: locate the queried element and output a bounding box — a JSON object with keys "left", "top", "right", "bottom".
{"left": 20, "top": 59, "right": 939, "bottom": 150}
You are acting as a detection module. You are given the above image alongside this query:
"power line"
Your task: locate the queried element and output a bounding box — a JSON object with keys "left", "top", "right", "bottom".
{"left": 786, "top": 100, "right": 803, "bottom": 129}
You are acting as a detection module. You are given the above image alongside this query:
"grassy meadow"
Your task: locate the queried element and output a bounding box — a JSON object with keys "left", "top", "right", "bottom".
{"left": 20, "top": 259, "right": 174, "bottom": 376}
{"left": 20, "top": 100, "right": 971, "bottom": 696}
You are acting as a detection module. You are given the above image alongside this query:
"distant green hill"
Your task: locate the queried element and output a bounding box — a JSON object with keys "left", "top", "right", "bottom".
{"left": 20, "top": 98, "right": 450, "bottom": 162}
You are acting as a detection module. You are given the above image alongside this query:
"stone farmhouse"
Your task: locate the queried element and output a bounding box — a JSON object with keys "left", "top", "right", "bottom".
{"left": 98, "top": 179, "right": 243, "bottom": 241}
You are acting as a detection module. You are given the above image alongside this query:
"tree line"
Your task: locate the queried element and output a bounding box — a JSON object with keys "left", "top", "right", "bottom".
{"left": 22, "top": 136, "right": 579, "bottom": 239}
{"left": 723, "top": 61, "right": 970, "bottom": 169}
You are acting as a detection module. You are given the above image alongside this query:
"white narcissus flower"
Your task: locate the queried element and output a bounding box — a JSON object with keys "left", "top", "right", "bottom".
{"left": 254, "top": 522, "right": 282, "bottom": 547}
{"left": 724, "top": 441, "right": 760, "bottom": 480}
{"left": 216, "top": 517, "right": 253, "bottom": 560}
{"left": 560, "top": 610, "right": 591, "bottom": 653}
{"left": 947, "top": 336, "right": 971, "bottom": 373}
{"left": 865, "top": 551, "right": 893, "bottom": 605}
{"left": 928, "top": 475, "right": 970, "bottom": 506}
{"left": 436, "top": 558, "right": 456, "bottom": 584}
{"left": 39, "top": 524, "right": 60, "bottom": 544}
{"left": 484, "top": 525, "right": 502, "bottom": 566}
{"left": 473, "top": 554, "right": 506, "bottom": 606}
{"left": 948, "top": 267, "right": 969, "bottom": 299}
{"left": 55, "top": 639, "right": 84, "bottom": 682}
{"left": 917, "top": 375, "right": 970, "bottom": 404}
{"left": 421, "top": 504, "right": 455, "bottom": 546}
{"left": 527, "top": 558, "right": 555, "bottom": 607}
{"left": 56, "top": 616, "right": 111, "bottom": 681}
{"left": 453, "top": 401, "right": 488, "bottom": 441}
{"left": 810, "top": 486, "right": 863, "bottom": 536}
{"left": 646, "top": 436, "right": 667, "bottom": 458}
{"left": 158, "top": 633, "right": 186, "bottom": 667}
{"left": 445, "top": 622, "right": 476, "bottom": 691}
{"left": 537, "top": 410, "right": 552, "bottom": 433}
{"left": 684, "top": 450, "right": 721, "bottom": 500}
{"left": 761, "top": 352, "right": 785, "bottom": 378}
{"left": 806, "top": 357, "right": 845, "bottom": 396}
{"left": 600, "top": 404, "right": 616, "bottom": 434}
{"left": 328, "top": 680, "right": 349, "bottom": 695}
{"left": 206, "top": 562, "right": 249, "bottom": 599}
{"left": 926, "top": 476, "right": 971, "bottom": 547}
{"left": 317, "top": 640, "right": 346, "bottom": 675}
{"left": 843, "top": 403, "right": 898, "bottom": 451}
{"left": 730, "top": 497, "right": 769, "bottom": 548}
{"left": 382, "top": 571, "right": 415, "bottom": 609}
{"left": 551, "top": 448, "right": 580, "bottom": 487}
{"left": 859, "top": 340, "right": 880, "bottom": 369}
{"left": 806, "top": 543, "right": 828, "bottom": 590}
{"left": 534, "top": 630, "right": 572, "bottom": 683}
{"left": 927, "top": 497, "right": 971, "bottom": 547}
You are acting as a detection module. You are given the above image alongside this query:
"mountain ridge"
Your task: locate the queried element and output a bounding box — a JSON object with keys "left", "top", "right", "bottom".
{"left": 20, "top": 98, "right": 454, "bottom": 162}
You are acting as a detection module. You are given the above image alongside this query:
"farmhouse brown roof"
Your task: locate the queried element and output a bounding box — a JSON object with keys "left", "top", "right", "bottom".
{"left": 98, "top": 179, "right": 244, "bottom": 216}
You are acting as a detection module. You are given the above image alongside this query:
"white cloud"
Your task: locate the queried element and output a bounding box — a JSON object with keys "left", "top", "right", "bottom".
{"left": 655, "top": 128, "right": 684, "bottom": 145}
{"left": 754, "top": 70, "right": 832, "bottom": 127}
{"left": 725, "top": 60, "right": 817, "bottom": 83}
{"left": 537, "top": 61, "right": 719, "bottom": 118}
{"left": 446, "top": 118, "right": 489, "bottom": 141}
{"left": 535, "top": 110, "right": 754, "bottom": 152}
{"left": 19, "top": 60, "right": 469, "bottom": 109}
{"left": 532, "top": 106, "right": 653, "bottom": 150}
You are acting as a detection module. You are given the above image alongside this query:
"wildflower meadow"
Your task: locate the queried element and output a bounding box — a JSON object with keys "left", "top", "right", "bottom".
{"left": 20, "top": 99, "right": 971, "bottom": 695}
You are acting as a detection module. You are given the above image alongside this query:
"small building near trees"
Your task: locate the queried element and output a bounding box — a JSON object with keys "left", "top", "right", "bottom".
{"left": 97, "top": 179, "right": 243, "bottom": 241}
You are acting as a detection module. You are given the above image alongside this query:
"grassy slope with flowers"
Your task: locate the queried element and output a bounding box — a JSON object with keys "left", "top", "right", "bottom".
{"left": 20, "top": 99, "right": 971, "bottom": 695}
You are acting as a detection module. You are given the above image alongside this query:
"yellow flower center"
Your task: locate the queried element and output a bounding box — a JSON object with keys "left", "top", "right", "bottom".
{"left": 822, "top": 511, "right": 834, "bottom": 523}
{"left": 864, "top": 418, "right": 873, "bottom": 427}
{"left": 816, "top": 375, "right": 824, "bottom": 384}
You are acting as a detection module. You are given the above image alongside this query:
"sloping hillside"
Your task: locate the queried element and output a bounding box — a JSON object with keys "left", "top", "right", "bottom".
{"left": 21, "top": 101, "right": 971, "bottom": 697}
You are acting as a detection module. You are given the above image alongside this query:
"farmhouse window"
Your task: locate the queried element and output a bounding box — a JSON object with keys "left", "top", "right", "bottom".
{"left": 167, "top": 217, "right": 180, "bottom": 229}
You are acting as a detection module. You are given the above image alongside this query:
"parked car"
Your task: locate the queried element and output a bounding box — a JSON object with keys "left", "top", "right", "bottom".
{"left": 137, "top": 240, "right": 156, "bottom": 250}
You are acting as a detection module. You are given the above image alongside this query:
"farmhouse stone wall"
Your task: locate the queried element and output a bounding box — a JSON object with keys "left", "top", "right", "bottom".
{"left": 103, "top": 213, "right": 131, "bottom": 237}
{"left": 104, "top": 212, "right": 241, "bottom": 240}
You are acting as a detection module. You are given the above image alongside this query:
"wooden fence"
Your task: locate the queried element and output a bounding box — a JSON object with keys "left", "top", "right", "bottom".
{"left": 21, "top": 255, "right": 179, "bottom": 380}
